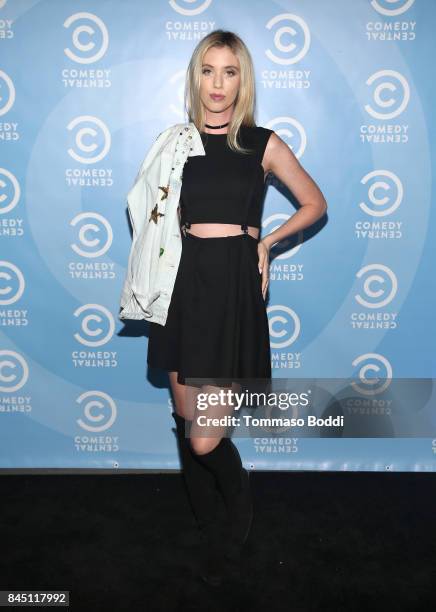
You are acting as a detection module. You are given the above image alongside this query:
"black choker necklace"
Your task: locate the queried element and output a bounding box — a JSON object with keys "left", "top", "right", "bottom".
{"left": 204, "top": 121, "right": 229, "bottom": 129}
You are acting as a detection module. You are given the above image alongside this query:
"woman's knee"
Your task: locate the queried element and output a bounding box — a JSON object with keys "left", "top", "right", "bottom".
{"left": 189, "top": 436, "right": 221, "bottom": 456}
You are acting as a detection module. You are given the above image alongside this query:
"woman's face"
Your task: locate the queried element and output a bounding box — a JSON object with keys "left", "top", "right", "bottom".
{"left": 199, "top": 45, "right": 241, "bottom": 118}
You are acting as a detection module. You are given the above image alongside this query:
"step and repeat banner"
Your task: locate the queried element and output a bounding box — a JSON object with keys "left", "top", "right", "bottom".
{"left": 1, "top": 0, "right": 435, "bottom": 471}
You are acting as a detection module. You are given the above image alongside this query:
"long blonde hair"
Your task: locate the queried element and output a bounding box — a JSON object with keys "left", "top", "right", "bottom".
{"left": 184, "top": 30, "right": 257, "bottom": 155}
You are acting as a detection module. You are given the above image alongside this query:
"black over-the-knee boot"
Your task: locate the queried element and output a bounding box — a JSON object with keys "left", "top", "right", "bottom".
{"left": 171, "top": 412, "right": 227, "bottom": 577}
{"left": 172, "top": 412, "right": 228, "bottom": 586}
{"left": 193, "top": 436, "right": 253, "bottom": 560}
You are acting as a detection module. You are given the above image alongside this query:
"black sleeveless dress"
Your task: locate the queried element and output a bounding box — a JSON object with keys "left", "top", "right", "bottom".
{"left": 147, "top": 125, "right": 273, "bottom": 387}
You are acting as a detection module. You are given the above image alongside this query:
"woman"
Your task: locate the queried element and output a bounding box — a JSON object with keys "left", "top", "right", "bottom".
{"left": 146, "top": 30, "right": 327, "bottom": 586}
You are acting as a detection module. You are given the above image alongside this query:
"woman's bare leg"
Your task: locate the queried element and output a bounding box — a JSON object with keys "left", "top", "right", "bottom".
{"left": 190, "top": 382, "right": 242, "bottom": 454}
{"left": 189, "top": 384, "right": 232, "bottom": 454}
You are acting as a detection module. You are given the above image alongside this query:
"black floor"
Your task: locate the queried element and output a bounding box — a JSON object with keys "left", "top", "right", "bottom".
{"left": 1, "top": 470, "right": 434, "bottom": 611}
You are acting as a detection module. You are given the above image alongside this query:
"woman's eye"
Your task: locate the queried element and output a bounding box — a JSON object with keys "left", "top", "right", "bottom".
{"left": 201, "top": 69, "right": 236, "bottom": 76}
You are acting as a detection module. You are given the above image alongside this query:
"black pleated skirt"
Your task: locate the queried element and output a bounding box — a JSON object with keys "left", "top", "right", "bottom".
{"left": 147, "top": 231, "right": 271, "bottom": 387}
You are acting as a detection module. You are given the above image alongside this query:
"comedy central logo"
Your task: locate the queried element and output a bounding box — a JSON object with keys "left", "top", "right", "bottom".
{"left": 0, "top": 260, "right": 25, "bottom": 305}
{"left": 359, "top": 170, "right": 403, "bottom": 217}
{"left": 73, "top": 304, "right": 115, "bottom": 347}
{"left": 70, "top": 212, "right": 113, "bottom": 258}
{"left": 354, "top": 264, "right": 398, "bottom": 309}
{"left": 351, "top": 353, "right": 393, "bottom": 396}
{"left": 76, "top": 390, "right": 117, "bottom": 432}
{"left": 0, "top": 168, "right": 21, "bottom": 214}
{"left": 63, "top": 12, "right": 109, "bottom": 64}
{"left": 67, "top": 115, "right": 111, "bottom": 164}
{"left": 0, "top": 350, "right": 29, "bottom": 393}
{"left": 265, "top": 13, "right": 310, "bottom": 65}
{"left": 365, "top": 69, "right": 410, "bottom": 120}
{"left": 268, "top": 305, "right": 301, "bottom": 349}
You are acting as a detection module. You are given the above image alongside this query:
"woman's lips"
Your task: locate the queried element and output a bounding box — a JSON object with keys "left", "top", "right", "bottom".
{"left": 210, "top": 94, "right": 225, "bottom": 101}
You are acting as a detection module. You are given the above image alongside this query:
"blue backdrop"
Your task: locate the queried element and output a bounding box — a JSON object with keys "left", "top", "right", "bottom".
{"left": 1, "top": 0, "right": 435, "bottom": 471}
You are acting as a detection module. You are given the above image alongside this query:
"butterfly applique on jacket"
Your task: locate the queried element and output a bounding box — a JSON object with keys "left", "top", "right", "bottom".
{"left": 119, "top": 123, "right": 206, "bottom": 326}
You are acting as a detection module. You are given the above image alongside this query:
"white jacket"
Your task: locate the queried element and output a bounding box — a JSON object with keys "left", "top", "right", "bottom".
{"left": 118, "top": 122, "right": 206, "bottom": 325}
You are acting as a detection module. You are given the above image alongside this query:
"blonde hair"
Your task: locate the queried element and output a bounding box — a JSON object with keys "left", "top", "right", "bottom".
{"left": 184, "top": 30, "right": 257, "bottom": 155}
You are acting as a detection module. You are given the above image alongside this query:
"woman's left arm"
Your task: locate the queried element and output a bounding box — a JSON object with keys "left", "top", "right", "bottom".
{"left": 257, "top": 132, "right": 328, "bottom": 299}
